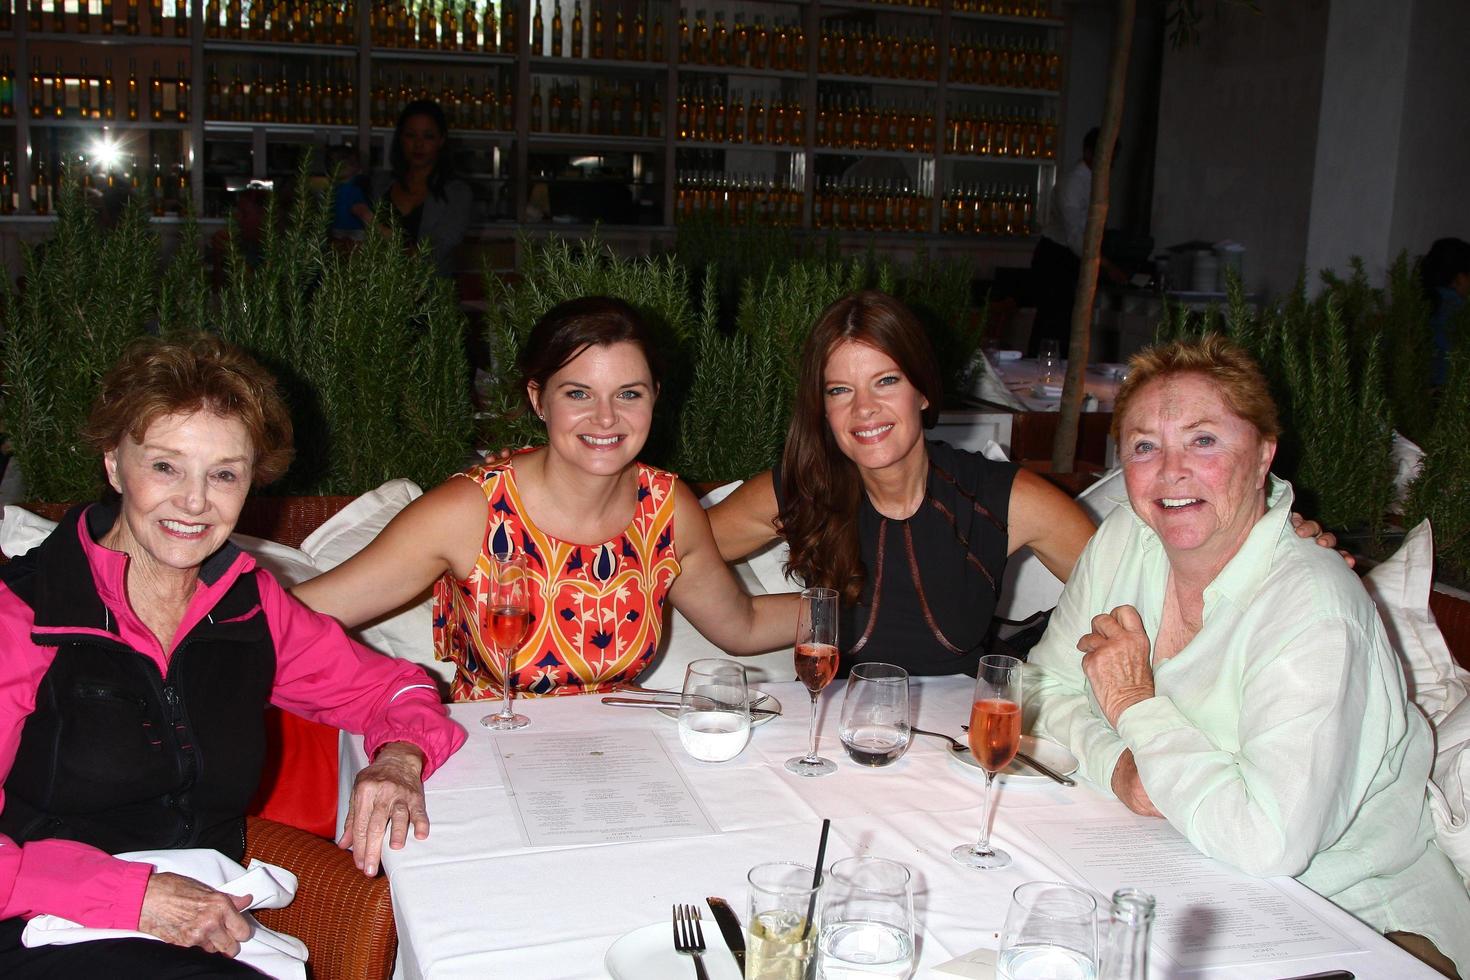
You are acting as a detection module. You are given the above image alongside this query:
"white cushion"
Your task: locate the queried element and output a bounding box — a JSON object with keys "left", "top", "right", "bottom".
{"left": 696, "top": 480, "right": 802, "bottom": 597}
{"left": 294, "top": 479, "right": 447, "bottom": 688}
{"left": 0, "top": 505, "right": 57, "bottom": 558}
{"left": 1364, "top": 521, "right": 1470, "bottom": 722}
{"left": 1362, "top": 520, "right": 1470, "bottom": 888}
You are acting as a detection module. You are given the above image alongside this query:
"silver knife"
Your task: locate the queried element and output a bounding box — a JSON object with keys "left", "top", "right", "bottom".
{"left": 600, "top": 696, "right": 781, "bottom": 717}
{"left": 1014, "top": 750, "right": 1077, "bottom": 787}
{"left": 706, "top": 896, "right": 746, "bottom": 973}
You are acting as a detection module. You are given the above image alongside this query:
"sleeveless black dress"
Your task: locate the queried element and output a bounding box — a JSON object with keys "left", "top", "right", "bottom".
{"left": 775, "top": 440, "right": 1018, "bottom": 676}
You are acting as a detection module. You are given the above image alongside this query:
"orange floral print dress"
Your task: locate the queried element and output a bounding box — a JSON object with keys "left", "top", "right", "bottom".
{"left": 433, "top": 455, "right": 682, "bottom": 701}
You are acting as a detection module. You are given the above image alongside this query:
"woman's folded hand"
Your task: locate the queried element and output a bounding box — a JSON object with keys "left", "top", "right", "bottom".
{"left": 138, "top": 870, "right": 254, "bottom": 957}
{"left": 1078, "top": 604, "right": 1156, "bottom": 728}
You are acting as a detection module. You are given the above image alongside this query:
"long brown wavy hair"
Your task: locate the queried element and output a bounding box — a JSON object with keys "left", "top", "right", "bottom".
{"left": 779, "top": 291, "right": 943, "bottom": 605}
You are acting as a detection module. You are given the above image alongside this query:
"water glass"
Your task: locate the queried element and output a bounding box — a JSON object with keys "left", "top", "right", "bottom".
{"left": 839, "top": 663, "right": 911, "bottom": 768}
{"left": 677, "top": 659, "right": 751, "bottom": 763}
{"left": 818, "top": 857, "right": 915, "bottom": 979}
{"left": 1038, "top": 339, "right": 1061, "bottom": 386}
{"left": 745, "top": 862, "right": 820, "bottom": 980}
{"left": 998, "top": 881, "right": 1098, "bottom": 980}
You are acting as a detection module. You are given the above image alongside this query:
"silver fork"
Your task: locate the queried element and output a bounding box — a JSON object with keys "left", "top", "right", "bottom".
{"left": 672, "top": 903, "right": 711, "bottom": 980}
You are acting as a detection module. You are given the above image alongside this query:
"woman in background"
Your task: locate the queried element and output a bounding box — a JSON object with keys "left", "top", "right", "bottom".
{"left": 369, "top": 100, "right": 473, "bottom": 278}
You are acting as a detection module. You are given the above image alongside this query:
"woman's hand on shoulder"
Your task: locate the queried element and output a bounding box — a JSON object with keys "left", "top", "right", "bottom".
{"left": 1289, "top": 512, "right": 1355, "bottom": 568}
{"left": 139, "top": 871, "right": 254, "bottom": 957}
{"left": 706, "top": 469, "right": 782, "bottom": 562}
{"left": 291, "top": 474, "right": 488, "bottom": 628}
{"left": 1006, "top": 467, "right": 1097, "bottom": 582}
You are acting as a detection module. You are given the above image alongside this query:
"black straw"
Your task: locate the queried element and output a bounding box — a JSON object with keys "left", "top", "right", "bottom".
{"left": 802, "top": 818, "right": 831, "bottom": 940}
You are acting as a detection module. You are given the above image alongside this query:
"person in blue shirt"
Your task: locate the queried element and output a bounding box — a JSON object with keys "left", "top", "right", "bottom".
{"left": 327, "top": 144, "right": 372, "bottom": 243}
{"left": 1421, "top": 237, "right": 1470, "bottom": 387}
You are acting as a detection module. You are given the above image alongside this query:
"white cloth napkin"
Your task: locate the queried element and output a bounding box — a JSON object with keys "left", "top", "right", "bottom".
{"left": 21, "top": 849, "right": 307, "bottom": 980}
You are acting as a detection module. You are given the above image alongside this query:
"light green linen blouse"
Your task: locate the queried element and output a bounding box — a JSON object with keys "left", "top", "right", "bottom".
{"left": 1026, "top": 476, "right": 1470, "bottom": 975}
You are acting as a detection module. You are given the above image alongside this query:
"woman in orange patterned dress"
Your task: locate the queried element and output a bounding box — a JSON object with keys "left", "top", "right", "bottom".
{"left": 294, "top": 297, "right": 797, "bottom": 699}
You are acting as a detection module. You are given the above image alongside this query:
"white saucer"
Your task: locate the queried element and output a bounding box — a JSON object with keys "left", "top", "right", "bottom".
{"left": 656, "top": 691, "right": 783, "bottom": 728}
{"left": 605, "top": 920, "right": 744, "bottom": 980}
{"left": 949, "top": 734, "right": 1080, "bottom": 782}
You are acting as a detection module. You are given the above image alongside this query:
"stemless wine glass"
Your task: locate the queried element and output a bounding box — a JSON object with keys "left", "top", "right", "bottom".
{"left": 677, "top": 658, "right": 751, "bottom": 763}
{"left": 786, "top": 586, "right": 839, "bottom": 777}
{"left": 480, "top": 550, "right": 531, "bottom": 731}
{"left": 745, "top": 862, "right": 820, "bottom": 980}
{"left": 1038, "top": 338, "right": 1061, "bottom": 386}
{"left": 951, "top": 653, "right": 1022, "bottom": 868}
{"left": 817, "top": 857, "right": 916, "bottom": 980}
{"left": 997, "top": 881, "right": 1098, "bottom": 980}
{"left": 839, "top": 662, "right": 911, "bottom": 768}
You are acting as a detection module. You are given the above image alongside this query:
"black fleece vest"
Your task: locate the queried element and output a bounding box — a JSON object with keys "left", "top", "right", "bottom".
{"left": 0, "top": 504, "right": 277, "bottom": 861}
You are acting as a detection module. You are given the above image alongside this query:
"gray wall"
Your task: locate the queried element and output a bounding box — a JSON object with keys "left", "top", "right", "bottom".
{"left": 1151, "top": 0, "right": 1331, "bottom": 298}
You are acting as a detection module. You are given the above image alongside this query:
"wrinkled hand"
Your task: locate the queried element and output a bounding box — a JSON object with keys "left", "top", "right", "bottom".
{"left": 1077, "top": 605, "right": 1155, "bottom": 728}
{"left": 1110, "top": 750, "right": 1163, "bottom": 818}
{"left": 339, "top": 741, "right": 428, "bottom": 876}
{"left": 138, "top": 871, "right": 253, "bottom": 957}
{"left": 1289, "top": 512, "right": 1355, "bottom": 568}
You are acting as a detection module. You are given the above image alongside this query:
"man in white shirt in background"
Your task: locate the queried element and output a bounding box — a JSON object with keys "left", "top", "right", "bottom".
{"left": 1029, "top": 126, "right": 1128, "bottom": 356}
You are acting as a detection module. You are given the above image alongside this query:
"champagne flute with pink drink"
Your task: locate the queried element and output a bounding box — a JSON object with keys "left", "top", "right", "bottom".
{"left": 785, "top": 587, "right": 839, "bottom": 777}
{"left": 481, "top": 551, "right": 531, "bottom": 731}
{"left": 951, "top": 653, "right": 1022, "bottom": 868}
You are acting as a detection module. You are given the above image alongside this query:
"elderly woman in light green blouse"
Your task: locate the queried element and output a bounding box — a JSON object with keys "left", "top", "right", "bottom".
{"left": 1026, "top": 335, "right": 1469, "bottom": 978}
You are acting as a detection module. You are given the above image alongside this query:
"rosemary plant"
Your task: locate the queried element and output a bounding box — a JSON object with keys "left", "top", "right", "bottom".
{"left": 1403, "top": 310, "right": 1470, "bottom": 587}
{"left": 1, "top": 177, "right": 159, "bottom": 501}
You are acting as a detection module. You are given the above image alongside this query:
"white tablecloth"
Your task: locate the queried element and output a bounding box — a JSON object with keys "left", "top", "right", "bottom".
{"left": 340, "top": 677, "right": 1433, "bottom": 979}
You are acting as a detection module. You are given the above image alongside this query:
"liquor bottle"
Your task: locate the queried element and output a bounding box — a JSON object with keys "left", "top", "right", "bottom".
{"left": 418, "top": 0, "right": 435, "bottom": 47}
{"left": 225, "top": 0, "right": 238, "bottom": 37}
{"left": 793, "top": 20, "right": 807, "bottom": 69}
{"left": 442, "top": 0, "right": 457, "bottom": 48}
{"left": 1098, "top": 890, "right": 1154, "bottom": 980}
{"left": 550, "top": 0, "right": 561, "bottom": 55}
{"left": 570, "top": 0, "right": 581, "bottom": 57}
{"left": 650, "top": 11, "right": 663, "bottom": 59}
{"left": 748, "top": 94, "right": 764, "bottom": 144}
{"left": 205, "top": 62, "right": 222, "bottom": 117}
{"left": 76, "top": 57, "right": 92, "bottom": 118}
{"left": 151, "top": 154, "right": 164, "bottom": 216}
{"left": 691, "top": 9, "right": 706, "bottom": 64}
{"left": 570, "top": 84, "right": 582, "bottom": 132}
{"left": 51, "top": 0, "right": 63, "bottom": 32}
{"left": 0, "top": 151, "right": 12, "bottom": 215}
{"left": 175, "top": 0, "right": 188, "bottom": 36}
{"left": 531, "top": 0, "right": 542, "bottom": 51}
{"left": 530, "top": 77, "right": 542, "bottom": 129}
{"left": 613, "top": 8, "right": 624, "bottom": 58}
{"left": 501, "top": 0, "right": 514, "bottom": 53}
{"left": 634, "top": 5, "right": 645, "bottom": 59}
{"left": 0, "top": 56, "right": 10, "bottom": 119}
{"left": 148, "top": 0, "right": 160, "bottom": 34}
{"left": 126, "top": 0, "right": 139, "bottom": 32}
{"left": 78, "top": 0, "right": 92, "bottom": 32}
{"left": 336, "top": 0, "right": 351, "bottom": 44}
{"left": 590, "top": 0, "right": 603, "bottom": 57}
{"left": 710, "top": 10, "right": 725, "bottom": 65}
{"left": 463, "top": 2, "right": 480, "bottom": 50}
{"left": 773, "top": 19, "right": 788, "bottom": 71}
{"left": 174, "top": 59, "right": 187, "bottom": 121}
{"left": 676, "top": 7, "right": 686, "bottom": 62}
{"left": 499, "top": 84, "right": 513, "bottom": 130}
{"left": 205, "top": 0, "right": 219, "bottom": 35}
{"left": 124, "top": 59, "right": 139, "bottom": 120}
{"left": 51, "top": 57, "right": 63, "bottom": 118}
{"left": 100, "top": 0, "right": 113, "bottom": 32}
{"left": 0, "top": 0, "right": 10, "bottom": 31}
{"left": 649, "top": 90, "right": 663, "bottom": 137}
{"left": 299, "top": 69, "right": 315, "bottom": 122}
{"left": 33, "top": 152, "right": 48, "bottom": 215}
{"left": 146, "top": 60, "right": 162, "bottom": 121}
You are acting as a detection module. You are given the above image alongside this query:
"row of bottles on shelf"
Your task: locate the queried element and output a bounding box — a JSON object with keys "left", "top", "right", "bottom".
{"left": 815, "top": 94, "right": 935, "bottom": 152}
{"left": 806, "top": 0, "right": 1054, "bottom": 14}
{"left": 678, "top": 10, "right": 805, "bottom": 71}
{"left": 372, "top": 1, "right": 513, "bottom": 52}
{"left": 0, "top": 149, "right": 189, "bottom": 216}
{"left": 676, "top": 170, "right": 802, "bottom": 227}
{"left": 371, "top": 69, "right": 513, "bottom": 130}
{"left": 8, "top": 0, "right": 189, "bottom": 37}
{"left": 11, "top": 56, "right": 185, "bottom": 122}
{"left": 817, "top": 23, "right": 936, "bottom": 80}
{"left": 204, "top": 0, "right": 358, "bottom": 44}
{"left": 206, "top": 63, "right": 354, "bottom": 124}
{"left": 813, "top": 177, "right": 931, "bottom": 232}
{"left": 946, "top": 105, "right": 1055, "bottom": 159}
{"left": 533, "top": 0, "right": 661, "bottom": 60}
{"left": 675, "top": 84, "right": 801, "bottom": 146}
{"left": 950, "top": 34, "right": 1060, "bottom": 89}
{"left": 530, "top": 77, "right": 662, "bottom": 137}
{"left": 940, "top": 182, "right": 1032, "bottom": 235}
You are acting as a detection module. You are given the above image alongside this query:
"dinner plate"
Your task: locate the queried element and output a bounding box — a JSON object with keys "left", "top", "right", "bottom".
{"left": 656, "top": 691, "right": 783, "bottom": 728}
{"left": 605, "top": 920, "right": 744, "bottom": 980}
{"left": 949, "top": 734, "right": 1080, "bottom": 782}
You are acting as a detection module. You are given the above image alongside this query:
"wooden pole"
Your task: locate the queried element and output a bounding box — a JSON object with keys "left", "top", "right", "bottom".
{"left": 1051, "top": 0, "right": 1136, "bottom": 474}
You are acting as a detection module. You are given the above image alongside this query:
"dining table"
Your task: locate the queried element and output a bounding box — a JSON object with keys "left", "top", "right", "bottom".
{"left": 339, "top": 675, "right": 1439, "bottom": 979}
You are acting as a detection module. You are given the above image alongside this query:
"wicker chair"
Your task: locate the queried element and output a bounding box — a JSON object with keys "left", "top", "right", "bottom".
{"left": 10, "top": 496, "right": 397, "bottom": 980}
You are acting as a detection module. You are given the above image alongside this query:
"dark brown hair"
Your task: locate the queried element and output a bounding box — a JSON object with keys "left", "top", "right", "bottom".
{"left": 1112, "top": 333, "right": 1280, "bottom": 444}
{"left": 83, "top": 334, "right": 295, "bottom": 485}
{"left": 518, "top": 296, "right": 663, "bottom": 414}
{"left": 779, "top": 291, "right": 943, "bottom": 604}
